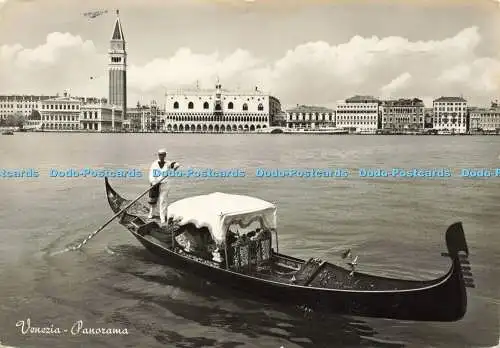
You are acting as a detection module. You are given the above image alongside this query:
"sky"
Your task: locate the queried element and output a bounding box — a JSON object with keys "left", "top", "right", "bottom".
{"left": 0, "top": 0, "right": 499, "bottom": 109}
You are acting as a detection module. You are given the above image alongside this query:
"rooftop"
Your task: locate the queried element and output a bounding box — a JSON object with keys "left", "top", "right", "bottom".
{"left": 382, "top": 98, "right": 424, "bottom": 106}
{"left": 43, "top": 95, "right": 82, "bottom": 103}
{"left": 286, "top": 105, "right": 334, "bottom": 113}
{"left": 0, "top": 95, "right": 56, "bottom": 100}
{"left": 165, "top": 83, "right": 273, "bottom": 97}
{"left": 111, "top": 10, "right": 125, "bottom": 41}
{"left": 80, "top": 102, "right": 121, "bottom": 110}
{"left": 166, "top": 89, "right": 269, "bottom": 96}
{"left": 345, "top": 95, "right": 380, "bottom": 103}
{"left": 128, "top": 106, "right": 152, "bottom": 112}
{"left": 433, "top": 96, "right": 467, "bottom": 103}
{"left": 469, "top": 107, "right": 500, "bottom": 114}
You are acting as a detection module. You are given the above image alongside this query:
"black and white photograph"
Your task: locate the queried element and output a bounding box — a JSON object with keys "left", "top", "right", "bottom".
{"left": 0, "top": 0, "right": 499, "bottom": 347}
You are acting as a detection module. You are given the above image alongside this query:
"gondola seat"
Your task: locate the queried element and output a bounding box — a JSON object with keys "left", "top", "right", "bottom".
{"left": 291, "top": 258, "right": 326, "bottom": 286}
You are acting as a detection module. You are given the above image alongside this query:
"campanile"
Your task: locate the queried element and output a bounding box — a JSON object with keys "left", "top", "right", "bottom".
{"left": 108, "top": 10, "right": 127, "bottom": 118}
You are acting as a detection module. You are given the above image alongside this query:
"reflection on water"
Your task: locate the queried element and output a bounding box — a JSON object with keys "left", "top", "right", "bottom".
{"left": 103, "top": 244, "right": 406, "bottom": 348}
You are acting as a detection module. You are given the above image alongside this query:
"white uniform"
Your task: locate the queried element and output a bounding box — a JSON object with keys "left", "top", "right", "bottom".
{"left": 148, "top": 160, "right": 178, "bottom": 223}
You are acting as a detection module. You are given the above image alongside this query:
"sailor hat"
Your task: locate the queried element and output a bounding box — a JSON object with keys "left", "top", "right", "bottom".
{"left": 158, "top": 148, "right": 167, "bottom": 154}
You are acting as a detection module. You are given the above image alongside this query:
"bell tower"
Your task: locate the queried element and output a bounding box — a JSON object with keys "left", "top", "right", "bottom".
{"left": 108, "top": 9, "right": 127, "bottom": 119}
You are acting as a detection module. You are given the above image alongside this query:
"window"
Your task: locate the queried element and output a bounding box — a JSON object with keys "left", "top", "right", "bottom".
{"left": 173, "top": 101, "right": 179, "bottom": 109}
{"left": 242, "top": 103, "right": 248, "bottom": 111}
{"left": 203, "top": 102, "right": 209, "bottom": 109}
{"left": 188, "top": 102, "right": 194, "bottom": 109}
{"left": 228, "top": 102, "right": 234, "bottom": 109}
{"left": 258, "top": 103, "right": 264, "bottom": 111}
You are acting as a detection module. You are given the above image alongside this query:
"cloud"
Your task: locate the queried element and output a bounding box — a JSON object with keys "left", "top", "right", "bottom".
{"left": 128, "top": 48, "right": 262, "bottom": 91}
{"left": 380, "top": 73, "right": 412, "bottom": 98}
{"left": 0, "top": 26, "right": 498, "bottom": 108}
{"left": 0, "top": 32, "right": 107, "bottom": 97}
{"left": 8, "top": 32, "right": 96, "bottom": 68}
{"left": 438, "top": 64, "right": 471, "bottom": 83}
{"left": 439, "top": 58, "right": 500, "bottom": 93}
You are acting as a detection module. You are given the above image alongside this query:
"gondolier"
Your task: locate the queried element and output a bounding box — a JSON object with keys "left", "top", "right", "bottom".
{"left": 148, "top": 148, "right": 180, "bottom": 224}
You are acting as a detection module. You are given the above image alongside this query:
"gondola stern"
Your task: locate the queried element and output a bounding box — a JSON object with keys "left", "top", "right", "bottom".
{"left": 438, "top": 221, "right": 474, "bottom": 322}
{"left": 441, "top": 222, "right": 476, "bottom": 287}
{"left": 444, "top": 222, "right": 469, "bottom": 257}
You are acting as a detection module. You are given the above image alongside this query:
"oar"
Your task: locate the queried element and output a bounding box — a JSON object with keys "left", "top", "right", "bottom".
{"left": 51, "top": 166, "right": 176, "bottom": 255}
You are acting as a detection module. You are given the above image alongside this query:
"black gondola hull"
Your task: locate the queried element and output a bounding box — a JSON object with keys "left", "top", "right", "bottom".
{"left": 104, "top": 177, "right": 473, "bottom": 322}
{"left": 133, "top": 229, "right": 466, "bottom": 321}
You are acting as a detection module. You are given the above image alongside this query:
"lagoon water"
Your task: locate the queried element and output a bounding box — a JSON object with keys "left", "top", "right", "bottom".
{"left": 0, "top": 133, "right": 499, "bottom": 348}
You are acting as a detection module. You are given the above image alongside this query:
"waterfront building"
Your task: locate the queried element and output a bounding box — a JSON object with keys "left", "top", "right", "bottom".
{"left": 25, "top": 91, "right": 122, "bottom": 131}
{"left": 273, "top": 111, "right": 287, "bottom": 127}
{"left": 24, "top": 110, "right": 42, "bottom": 130}
{"left": 468, "top": 102, "right": 500, "bottom": 134}
{"left": 285, "top": 105, "right": 335, "bottom": 129}
{"left": 0, "top": 95, "right": 55, "bottom": 121}
{"left": 148, "top": 100, "right": 165, "bottom": 131}
{"left": 162, "top": 84, "right": 281, "bottom": 132}
{"left": 335, "top": 96, "right": 380, "bottom": 133}
{"left": 22, "top": 95, "right": 110, "bottom": 130}
{"left": 424, "top": 108, "right": 434, "bottom": 129}
{"left": 380, "top": 98, "right": 424, "bottom": 130}
{"left": 432, "top": 97, "right": 468, "bottom": 134}
{"left": 76, "top": 97, "right": 107, "bottom": 104}
{"left": 126, "top": 103, "right": 148, "bottom": 131}
{"left": 38, "top": 91, "right": 82, "bottom": 130}
{"left": 468, "top": 107, "right": 481, "bottom": 133}
{"left": 157, "top": 108, "right": 165, "bottom": 130}
{"left": 80, "top": 102, "right": 123, "bottom": 131}
{"left": 126, "top": 100, "right": 161, "bottom": 131}
{"left": 108, "top": 10, "right": 127, "bottom": 119}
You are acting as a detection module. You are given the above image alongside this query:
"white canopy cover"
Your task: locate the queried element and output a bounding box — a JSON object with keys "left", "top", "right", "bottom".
{"left": 167, "top": 192, "right": 277, "bottom": 245}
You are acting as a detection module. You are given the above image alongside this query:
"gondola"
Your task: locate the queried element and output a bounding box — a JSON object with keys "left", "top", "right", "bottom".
{"left": 104, "top": 177, "right": 475, "bottom": 322}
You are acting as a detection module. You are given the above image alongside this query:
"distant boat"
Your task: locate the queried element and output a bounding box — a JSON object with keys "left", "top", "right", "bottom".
{"left": 288, "top": 128, "right": 349, "bottom": 135}
{"left": 355, "top": 130, "right": 377, "bottom": 135}
{"left": 1, "top": 131, "right": 14, "bottom": 135}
